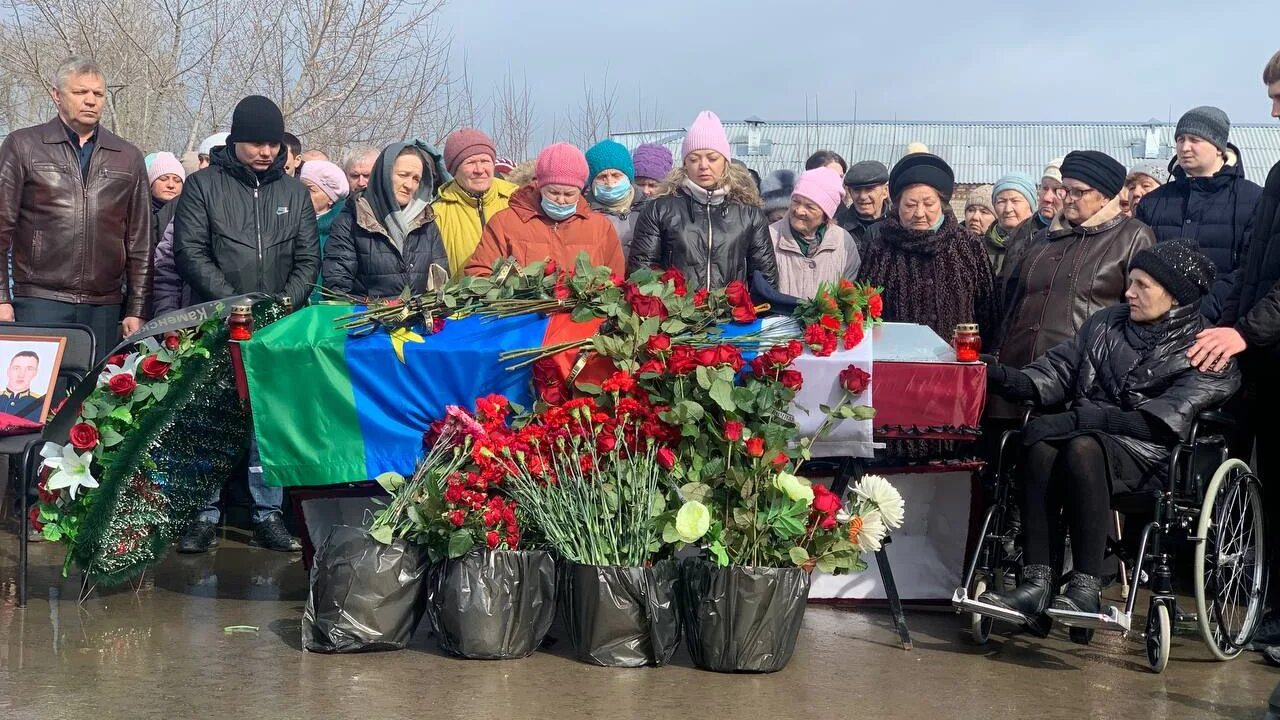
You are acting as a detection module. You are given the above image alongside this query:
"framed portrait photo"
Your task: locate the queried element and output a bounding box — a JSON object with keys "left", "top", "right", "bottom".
{"left": 0, "top": 335, "right": 67, "bottom": 427}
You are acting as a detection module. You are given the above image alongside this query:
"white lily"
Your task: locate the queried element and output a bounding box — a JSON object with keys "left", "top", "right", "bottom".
{"left": 854, "top": 474, "right": 905, "bottom": 529}
{"left": 40, "top": 442, "right": 98, "bottom": 500}
{"left": 98, "top": 353, "right": 141, "bottom": 386}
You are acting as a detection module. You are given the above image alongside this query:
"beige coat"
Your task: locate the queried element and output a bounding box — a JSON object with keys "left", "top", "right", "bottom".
{"left": 768, "top": 217, "right": 861, "bottom": 298}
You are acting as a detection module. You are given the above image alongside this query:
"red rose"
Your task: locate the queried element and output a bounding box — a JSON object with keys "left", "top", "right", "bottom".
{"left": 646, "top": 333, "right": 672, "bottom": 353}
{"left": 432, "top": 315, "right": 447, "bottom": 334}
{"left": 839, "top": 365, "right": 871, "bottom": 395}
{"left": 843, "top": 322, "right": 864, "bottom": 350}
{"left": 779, "top": 369, "right": 804, "bottom": 391}
{"left": 732, "top": 304, "right": 757, "bottom": 323}
{"left": 107, "top": 373, "right": 137, "bottom": 397}
{"left": 745, "top": 437, "right": 765, "bottom": 457}
{"left": 820, "top": 515, "right": 839, "bottom": 530}
{"left": 656, "top": 447, "right": 676, "bottom": 470}
{"left": 37, "top": 475, "right": 57, "bottom": 504}
{"left": 544, "top": 259, "right": 558, "bottom": 276}
{"left": 725, "top": 280, "right": 751, "bottom": 307}
{"left": 29, "top": 506, "right": 42, "bottom": 532}
{"left": 486, "top": 530, "right": 501, "bottom": 549}
{"left": 69, "top": 422, "right": 99, "bottom": 451}
{"left": 444, "top": 483, "right": 465, "bottom": 504}
{"left": 694, "top": 347, "right": 718, "bottom": 366}
{"left": 771, "top": 452, "right": 789, "bottom": 468}
{"left": 164, "top": 335, "right": 181, "bottom": 350}
{"left": 713, "top": 344, "right": 744, "bottom": 371}
{"left": 723, "top": 421, "right": 743, "bottom": 441}
{"left": 106, "top": 353, "right": 127, "bottom": 368}
{"left": 667, "top": 346, "right": 698, "bottom": 375}
{"left": 637, "top": 359, "right": 665, "bottom": 376}
{"left": 693, "top": 289, "right": 709, "bottom": 307}
{"left": 553, "top": 279, "right": 571, "bottom": 300}
{"left": 811, "top": 485, "right": 841, "bottom": 514}
{"left": 624, "top": 283, "right": 669, "bottom": 319}
{"left": 609, "top": 272, "right": 625, "bottom": 287}
{"left": 660, "top": 268, "right": 688, "bottom": 296}
{"left": 448, "top": 510, "right": 467, "bottom": 527}
{"left": 140, "top": 355, "right": 171, "bottom": 379}
{"left": 868, "top": 291, "right": 883, "bottom": 319}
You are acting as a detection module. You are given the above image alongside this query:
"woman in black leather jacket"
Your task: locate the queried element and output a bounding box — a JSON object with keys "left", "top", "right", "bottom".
{"left": 628, "top": 110, "right": 779, "bottom": 291}
{"left": 980, "top": 240, "right": 1240, "bottom": 631}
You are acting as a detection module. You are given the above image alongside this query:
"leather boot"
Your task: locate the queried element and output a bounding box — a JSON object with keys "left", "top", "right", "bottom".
{"left": 978, "top": 564, "right": 1054, "bottom": 636}
{"left": 1050, "top": 572, "right": 1102, "bottom": 615}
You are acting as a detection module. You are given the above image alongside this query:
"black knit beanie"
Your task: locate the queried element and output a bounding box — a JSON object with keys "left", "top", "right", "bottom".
{"left": 1060, "top": 150, "right": 1126, "bottom": 199}
{"left": 1130, "top": 239, "right": 1217, "bottom": 305}
{"left": 227, "top": 95, "right": 285, "bottom": 145}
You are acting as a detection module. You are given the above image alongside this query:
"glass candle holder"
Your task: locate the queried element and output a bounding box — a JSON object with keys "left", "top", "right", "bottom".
{"left": 953, "top": 323, "right": 981, "bottom": 363}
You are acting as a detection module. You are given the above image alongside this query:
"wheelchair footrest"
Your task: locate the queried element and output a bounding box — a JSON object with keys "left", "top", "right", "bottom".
{"left": 1046, "top": 605, "right": 1131, "bottom": 633}
{"left": 952, "top": 588, "right": 1034, "bottom": 626}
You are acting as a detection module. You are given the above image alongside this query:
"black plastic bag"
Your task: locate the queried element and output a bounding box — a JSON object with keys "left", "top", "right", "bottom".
{"left": 426, "top": 549, "right": 555, "bottom": 660}
{"left": 558, "top": 560, "right": 680, "bottom": 667}
{"left": 678, "top": 559, "right": 810, "bottom": 673}
{"left": 302, "top": 524, "right": 429, "bottom": 653}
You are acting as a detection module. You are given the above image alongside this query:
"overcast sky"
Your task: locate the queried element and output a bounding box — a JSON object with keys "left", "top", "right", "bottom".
{"left": 440, "top": 0, "right": 1280, "bottom": 142}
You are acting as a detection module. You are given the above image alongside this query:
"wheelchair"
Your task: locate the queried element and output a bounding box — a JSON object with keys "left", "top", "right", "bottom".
{"left": 951, "top": 409, "right": 1268, "bottom": 673}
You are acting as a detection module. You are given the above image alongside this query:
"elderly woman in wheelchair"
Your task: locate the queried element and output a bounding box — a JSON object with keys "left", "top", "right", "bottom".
{"left": 977, "top": 240, "right": 1240, "bottom": 634}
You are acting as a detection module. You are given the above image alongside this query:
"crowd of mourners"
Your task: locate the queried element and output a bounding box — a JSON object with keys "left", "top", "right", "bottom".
{"left": 5, "top": 50, "right": 1280, "bottom": 657}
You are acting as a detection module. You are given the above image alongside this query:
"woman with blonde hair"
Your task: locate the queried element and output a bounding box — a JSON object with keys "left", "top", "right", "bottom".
{"left": 628, "top": 111, "right": 779, "bottom": 291}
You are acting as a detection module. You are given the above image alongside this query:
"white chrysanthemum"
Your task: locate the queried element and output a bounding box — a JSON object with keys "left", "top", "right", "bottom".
{"left": 853, "top": 510, "right": 887, "bottom": 553}
{"left": 855, "top": 474, "right": 904, "bottom": 529}
{"left": 40, "top": 442, "right": 98, "bottom": 500}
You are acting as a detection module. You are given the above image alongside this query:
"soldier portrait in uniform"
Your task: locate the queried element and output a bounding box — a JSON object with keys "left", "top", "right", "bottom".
{"left": 0, "top": 336, "right": 66, "bottom": 425}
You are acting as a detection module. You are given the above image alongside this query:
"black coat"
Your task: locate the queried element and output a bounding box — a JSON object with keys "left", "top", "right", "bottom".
{"left": 174, "top": 145, "right": 319, "bottom": 306}
{"left": 834, "top": 202, "right": 886, "bottom": 254}
{"left": 1023, "top": 303, "right": 1240, "bottom": 476}
{"left": 1225, "top": 160, "right": 1280, "bottom": 353}
{"left": 628, "top": 188, "right": 779, "bottom": 291}
{"left": 322, "top": 194, "right": 449, "bottom": 298}
{"left": 1134, "top": 146, "right": 1263, "bottom": 322}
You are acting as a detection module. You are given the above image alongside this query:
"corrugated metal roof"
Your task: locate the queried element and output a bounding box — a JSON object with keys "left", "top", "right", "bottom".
{"left": 612, "top": 120, "right": 1280, "bottom": 184}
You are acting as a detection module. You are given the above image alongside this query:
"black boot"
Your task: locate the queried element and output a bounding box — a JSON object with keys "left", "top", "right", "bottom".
{"left": 979, "top": 564, "right": 1054, "bottom": 637}
{"left": 177, "top": 520, "right": 218, "bottom": 554}
{"left": 252, "top": 514, "right": 301, "bottom": 552}
{"left": 1050, "top": 572, "right": 1102, "bottom": 615}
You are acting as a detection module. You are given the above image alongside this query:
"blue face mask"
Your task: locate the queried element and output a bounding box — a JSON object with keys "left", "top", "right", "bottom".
{"left": 594, "top": 176, "right": 632, "bottom": 203}
{"left": 541, "top": 195, "right": 577, "bottom": 221}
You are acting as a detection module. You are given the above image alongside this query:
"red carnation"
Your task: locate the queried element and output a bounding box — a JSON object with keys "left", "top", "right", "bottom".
{"left": 693, "top": 288, "right": 709, "bottom": 307}
{"left": 444, "top": 483, "right": 465, "bottom": 504}
{"left": 723, "top": 421, "right": 743, "bottom": 442}
{"left": 839, "top": 365, "right": 871, "bottom": 395}
{"left": 656, "top": 447, "right": 676, "bottom": 470}
{"left": 868, "top": 291, "right": 883, "bottom": 319}
{"left": 843, "top": 322, "right": 865, "bottom": 350}
{"left": 448, "top": 510, "right": 466, "bottom": 527}
{"left": 486, "top": 530, "right": 501, "bottom": 549}
{"left": 779, "top": 369, "right": 804, "bottom": 391}
{"left": 745, "top": 437, "right": 765, "bottom": 458}
{"left": 660, "top": 267, "right": 688, "bottom": 296}
{"left": 69, "top": 422, "right": 99, "bottom": 451}
{"left": 667, "top": 346, "right": 698, "bottom": 375}
{"left": 164, "top": 335, "right": 181, "bottom": 350}
{"left": 646, "top": 333, "right": 672, "bottom": 354}
{"left": 107, "top": 373, "right": 137, "bottom": 397}
{"left": 601, "top": 371, "right": 637, "bottom": 394}
{"left": 140, "top": 355, "right": 171, "bottom": 380}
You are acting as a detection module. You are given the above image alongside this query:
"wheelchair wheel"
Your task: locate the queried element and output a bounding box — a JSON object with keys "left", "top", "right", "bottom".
{"left": 1194, "top": 458, "right": 1268, "bottom": 661}
{"left": 969, "top": 578, "right": 993, "bottom": 644}
{"left": 1145, "top": 603, "right": 1171, "bottom": 673}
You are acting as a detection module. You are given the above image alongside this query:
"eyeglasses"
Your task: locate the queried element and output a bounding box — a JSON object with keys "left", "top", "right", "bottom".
{"left": 1054, "top": 185, "right": 1095, "bottom": 201}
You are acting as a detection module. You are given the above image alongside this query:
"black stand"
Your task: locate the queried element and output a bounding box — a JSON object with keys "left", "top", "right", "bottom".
{"left": 826, "top": 457, "right": 912, "bottom": 651}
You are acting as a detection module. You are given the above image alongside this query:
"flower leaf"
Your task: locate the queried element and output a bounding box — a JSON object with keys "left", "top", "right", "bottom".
{"left": 374, "top": 472, "right": 405, "bottom": 493}
{"left": 100, "top": 427, "right": 125, "bottom": 448}
{"left": 108, "top": 405, "right": 132, "bottom": 423}
{"left": 368, "top": 525, "right": 394, "bottom": 545}
{"left": 447, "top": 530, "right": 474, "bottom": 558}
{"left": 708, "top": 380, "right": 736, "bottom": 412}
{"left": 788, "top": 546, "right": 810, "bottom": 566}
{"left": 151, "top": 383, "right": 169, "bottom": 401}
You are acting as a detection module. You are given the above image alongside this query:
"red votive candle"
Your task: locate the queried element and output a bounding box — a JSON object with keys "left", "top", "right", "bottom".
{"left": 228, "top": 303, "right": 254, "bottom": 342}
{"left": 953, "top": 323, "right": 981, "bottom": 363}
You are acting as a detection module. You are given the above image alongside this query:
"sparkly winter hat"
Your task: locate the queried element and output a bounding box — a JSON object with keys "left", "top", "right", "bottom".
{"left": 1130, "top": 239, "right": 1217, "bottom": 305}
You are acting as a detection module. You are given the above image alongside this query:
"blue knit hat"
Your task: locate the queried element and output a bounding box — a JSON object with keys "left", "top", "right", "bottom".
{"left": 992, "top": 172, "right": 1037, "bottom": 208}
{"left": 585, "top": 139, "right": 635, "bottom": 185}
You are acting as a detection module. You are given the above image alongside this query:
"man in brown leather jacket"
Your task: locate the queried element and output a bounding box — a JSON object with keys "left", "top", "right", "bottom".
{"left": 0, "top": 56, "right": 151, "bottom": 356}
{"left": 992, "top": 151, "right": 1155, "bottom": 413}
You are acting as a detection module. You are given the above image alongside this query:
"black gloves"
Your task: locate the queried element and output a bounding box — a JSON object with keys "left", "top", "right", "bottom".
{"left": 1021, "top": 412, "right": 1078, "bottom": 446}
{"left": 984, "top": 358, "right": 1038, "bottom": 402}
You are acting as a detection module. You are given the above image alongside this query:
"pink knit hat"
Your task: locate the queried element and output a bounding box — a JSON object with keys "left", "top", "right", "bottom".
{"left": 680, "top": 111, "right": 732, "bottom": 161}
{"left": 535, "top": 143, "right": 589, "bottom": 189}
{"left": 792, "top": 167, "right": 844, "bottom": 219}
{"left": 443, "top": 128, "right": 496, "bottom": 175}
{"left": 299, "top": 159, "right": 351, "bottom": 203}
{"left": 146, "top": 151, "right": 185, "bottom": 186}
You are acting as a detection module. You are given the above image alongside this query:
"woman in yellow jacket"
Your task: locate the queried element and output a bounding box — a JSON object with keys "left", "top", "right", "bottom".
{"left": 432, "top": 128, "right": 519, "bottom": 276}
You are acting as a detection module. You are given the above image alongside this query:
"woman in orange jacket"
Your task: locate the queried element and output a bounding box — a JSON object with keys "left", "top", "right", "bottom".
{"left": 464, "top": 143, "right": 625, "bottom": 277}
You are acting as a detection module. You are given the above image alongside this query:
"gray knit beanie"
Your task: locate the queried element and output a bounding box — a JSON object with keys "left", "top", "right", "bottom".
{"left": 1175, "top": 106, "right": 1230, "bottom": 152}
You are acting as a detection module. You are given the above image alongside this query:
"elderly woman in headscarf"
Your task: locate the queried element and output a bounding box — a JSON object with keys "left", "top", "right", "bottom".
{"left": 980, "top": 241, "right": 1238, "bottom": 628}
{"left": 857, "top": 153, "right": 997, "bottom": 343}
{"left": 323, "top": 141, "right": 450, "bottom": 298}
{"left": 629, "top": 110, "right": 779, "bottom": 292}
{"left": 985, "top": 172, "right": 1038, "bottom": 278}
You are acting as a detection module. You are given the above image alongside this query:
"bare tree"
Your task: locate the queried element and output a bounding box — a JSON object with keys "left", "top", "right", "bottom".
{"left": 627, "top": 85, "right": 664, "bottom": 134}
{"left": 0, "top": 0, "right": 463, "bottom": 155}
{"left": 566, "top": 72, "right": 618, "bottom": 149}
{"left": 490, "top": 70, "right": 535, "bottom": 161}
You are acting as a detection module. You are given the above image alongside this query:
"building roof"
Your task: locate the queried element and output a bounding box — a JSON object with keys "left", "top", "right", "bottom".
{"left": 612, "top": 120, "right": 1280, "bottom": 184}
